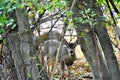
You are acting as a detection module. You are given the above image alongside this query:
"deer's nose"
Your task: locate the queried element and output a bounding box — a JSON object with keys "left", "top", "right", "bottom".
{"left": 70, "top": 50, "right": 73, "bottom": 53}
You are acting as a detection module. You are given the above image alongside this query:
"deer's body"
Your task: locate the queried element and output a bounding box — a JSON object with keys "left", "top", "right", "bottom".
{"left": 38, "top": 30, "right": 77, "bottom": 80}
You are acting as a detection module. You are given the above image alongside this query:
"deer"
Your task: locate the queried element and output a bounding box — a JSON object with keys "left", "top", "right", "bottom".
{"left": 37, "top": 30, "right": 77, "bottom": 80}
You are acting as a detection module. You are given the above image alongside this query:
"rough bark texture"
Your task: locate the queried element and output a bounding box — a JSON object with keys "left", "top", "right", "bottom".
{"left": 95, "top": 25, "right": 120, "bottom": 80}
{"left": 1, "top": 42, "right": 18, "bottom": 80}
{"left": 92, "top": 0, "right": 120, "bottom": 80}
{"left": 1, "top": 9, "right": 49, "bottom": 80}
{"left": 11, "top": 9, "right": 38, "bottom": 80}
{"left": 71, "top": 0, "right": 112, "bottom": 80}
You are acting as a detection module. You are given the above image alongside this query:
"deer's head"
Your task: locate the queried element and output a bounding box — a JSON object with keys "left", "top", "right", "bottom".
{"left": 64, "top": 40, "right": 78, "bottom": 66}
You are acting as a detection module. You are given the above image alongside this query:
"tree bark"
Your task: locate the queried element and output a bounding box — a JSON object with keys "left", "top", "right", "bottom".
{"left": 3, "top": 9, "right": 49, "bottom": 80}
{"left": 95, "top": 24, "right": 120, "bottom": 80}
{"left": 71, "top": 0, "right": 111, "bottom": 80}
{"left": 92, "top": 0, "right": 120, "bottom": 79}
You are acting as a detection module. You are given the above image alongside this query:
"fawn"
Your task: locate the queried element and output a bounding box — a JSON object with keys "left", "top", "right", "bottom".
{"left": 38, "top": 30, "right": 77, "bottom": 80}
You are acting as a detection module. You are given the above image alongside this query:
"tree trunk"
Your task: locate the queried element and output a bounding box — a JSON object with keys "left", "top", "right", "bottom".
{"left": 72, "top": 0, "right": 111, "bottom": 80}
{"left": 2, "top": 42, "right": 18, "bottom": 80}
{"left": 92, "top": 0, "right": 120, "bottom": 79}
{"left": 2, "top": 9, "right": 49, "bottom": 80}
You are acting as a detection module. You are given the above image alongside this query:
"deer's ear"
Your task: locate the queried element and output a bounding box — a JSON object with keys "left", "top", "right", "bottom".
{"left": 74, "top": 42, "right": 78, "bottom": 47}
{"left": 74, "top": 37, "right": 79, "bottom": 45}
{"left": 63, "top": 38, "right": 69, "bottom": 46}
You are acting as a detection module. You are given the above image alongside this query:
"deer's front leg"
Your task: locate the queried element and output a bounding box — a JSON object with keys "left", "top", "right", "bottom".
{"left": 48, "top": 58, "right": 55, "bottom": 76}
{"left": 67, "top": 66, "right": 71, "bottom": 80}
{"left": 60, "top": 59, "right": 65, "bottom": 80}
{"left": 38, "top": 53, "right": 44, "bottom": 65}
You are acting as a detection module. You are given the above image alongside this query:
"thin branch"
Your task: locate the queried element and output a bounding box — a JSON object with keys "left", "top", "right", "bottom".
{"left": 39, "top": 10, "right": 63, "bottom": 24}
{"left": 70, "top": 0, "right": 77, "bottom": 11}
{"left": 111, "top": 40, "right": 120, "bottom": 51}
{"left": 108, "top": 0, "right": 119, "bottom": 14}
{"left": 105, "top": 0, "right": 117, "bottom": 27}
{"left": 48, "top": 15, "right": 61, "bottom": 33}
{"left": 50, "top": 23, "right": 67, "bottom": 80}
{"left": 34, "top": 62, "right": 49, "bottom": 80}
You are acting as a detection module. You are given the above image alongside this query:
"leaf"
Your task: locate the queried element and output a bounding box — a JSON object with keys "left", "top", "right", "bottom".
{"left": 5, "top": 0, "right": 9, "bottom": 3}
{"left": 53, "top": 0, "right": 58, "bottom": 2}
{"left": 11, "top": 24, "right": 16, "bottom": 29}
{"left": 84, "top": 29, "right": 89, "bottom": 32}
{"left": 85, "top": 8, "right": 91, "bottom": 14}
{"left": 65, "top": 11, "right": 73, "bottom": 17}
{"left": 93, "top": 22, "right": 97, "bottom": 26}
{"left": 91, "top": 13, "right": 96, "bottom": 17}
{"left": 38, "top": 6, "right": 45, "bottom": 14}
{"left": 0, "top": 22, "right": 4, "bottom": 27}
{"left": 10, "top": 18, "right": 14, "bottom": 22}
{"left": 84, "top": 19, "right": 90, "bottom": 23}
{"left": 3, "top": 38, "right": 6, "bottom": 44}
{"left": 28, "top": 13, "right": 34, "bottom": 19}
{"left": 84, "top": 63, "right": 89, "bottom": 67}
{"left": 82, "top": 20, "right": 86, "bottom": 24}
{"left": 12, "top": 4, "right": 18, "bottom": 9}
{"left": 0, "top": 11, "right": 2, "bottom": 16}
{"left": 72, "top": 25, "right": 78, "bottom": 28}
{"left": 80, "top": 32, "right": 85, "bottom": 37}
{"left": 7, "top": 8, "right": 14, "bottom": 13}
{"left": 2, "top": 14, "right": 6, "bottom": 20}
{"left": 45, "top": 3, "right": 52, "bottom": 10}
{"left": 27, "top": 73, "right": 32, "bottom": 78}
{"left": 117, "top": 13, "right": 120, "bottom": 18}
{"left": 20, "top": 3, "right": 25, "bottom": 9}
{"left": 0, "top": 28, "right": 5, "bottom": 34}
{"left": 68, "top": 19, "right": 73, "bottom": 25}
{"left": 5, "top": 20, "right": 10, "bottom": 26}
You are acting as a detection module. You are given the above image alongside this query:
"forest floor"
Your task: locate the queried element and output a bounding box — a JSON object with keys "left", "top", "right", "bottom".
{"left": 53, "top": 58, "right": 92, "bottom": 80}
{"left": 53, "top": 45, "right": 93, "bottom": 80}
{"left": 53, "top": 45, "right": 120, "bottom": 80}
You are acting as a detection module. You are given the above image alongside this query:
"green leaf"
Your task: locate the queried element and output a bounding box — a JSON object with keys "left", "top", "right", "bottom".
{"left": 93, "top": 22, "right": 97, "bottom": 26}
{"left": 20, "top": 3, "right": 25, "bottom": 9}
{"left": 79, "top": 18, "right": 83, "bottom": 22}
{"left": 45, "top": 3, "right": 52, "bottom": 10}
{"left": 68, "top": 19, "right": 73, "bottom": 25}
{"left": 65, "top": 11, "right": 73, "bottom": 17}
{"left": 91, "top": 13, "right": 96, "bottom": 17}
{"left": 85, "top": 8, "right": 91, "bottom": 14}
{"left": 10, "top": 18, "right": 14, "bottom": 22}
{"left": 117, "top": 13, "right": 120, "bottom": 18}
{"left": 82, "top": 20, "right": 86, "bottom": 24}
{"left": 84, "top": 19, "right": 90, "bottom": 23}
{"left": 0, "top": 11, "right": 2, "bottom": 15}
{"left": 53, "top": 0, "right": 58, "bottom": 2}
{"left": 27, "top": 73, "right": 32, "bottom": 78}
{"left": 5, "top": 0, "right": 9, "bottom": 3}
{"left": 0, "top": 28, "right": 5, "bottom": 34}
{"left": 5, "top": 20, "right": 10, "bottom": 25}
{"left": 2, "top": 14, "right": 6, "bottom": 20}
{"left": 0, "top": 22, "right": 4, "bottom": 27}
{"left": 7, "top": 8, "right": 14, "bottom": 13}
{"left": 80, "top": 32, "right": 85, "bottom": 37}
{"left": 38, "top": 6, "right": 45, "bottom": 14}
{"left": 11, "top": 24, "right": 16, "bottom": 29}
{"left": 72, "top": 25, "right": 78, "bottom": 28}
{"left": 3, "top": 38, "right": 6, "bottom": 44}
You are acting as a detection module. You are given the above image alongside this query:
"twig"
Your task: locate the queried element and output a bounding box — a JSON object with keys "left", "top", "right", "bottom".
{"left": 48, "top": 15, "right": 61, "bottom": 33}
{"left": 50, "top": 24, "right": 67, "bottom": 80}
{"left": 39, "top": 10, "right": 63, "bottom": 24}
{"left": 111, "top": 40, "right": 120, "bottom": 51}
{"left": 34, "top": 62, "right": 48, "bottom": 80}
